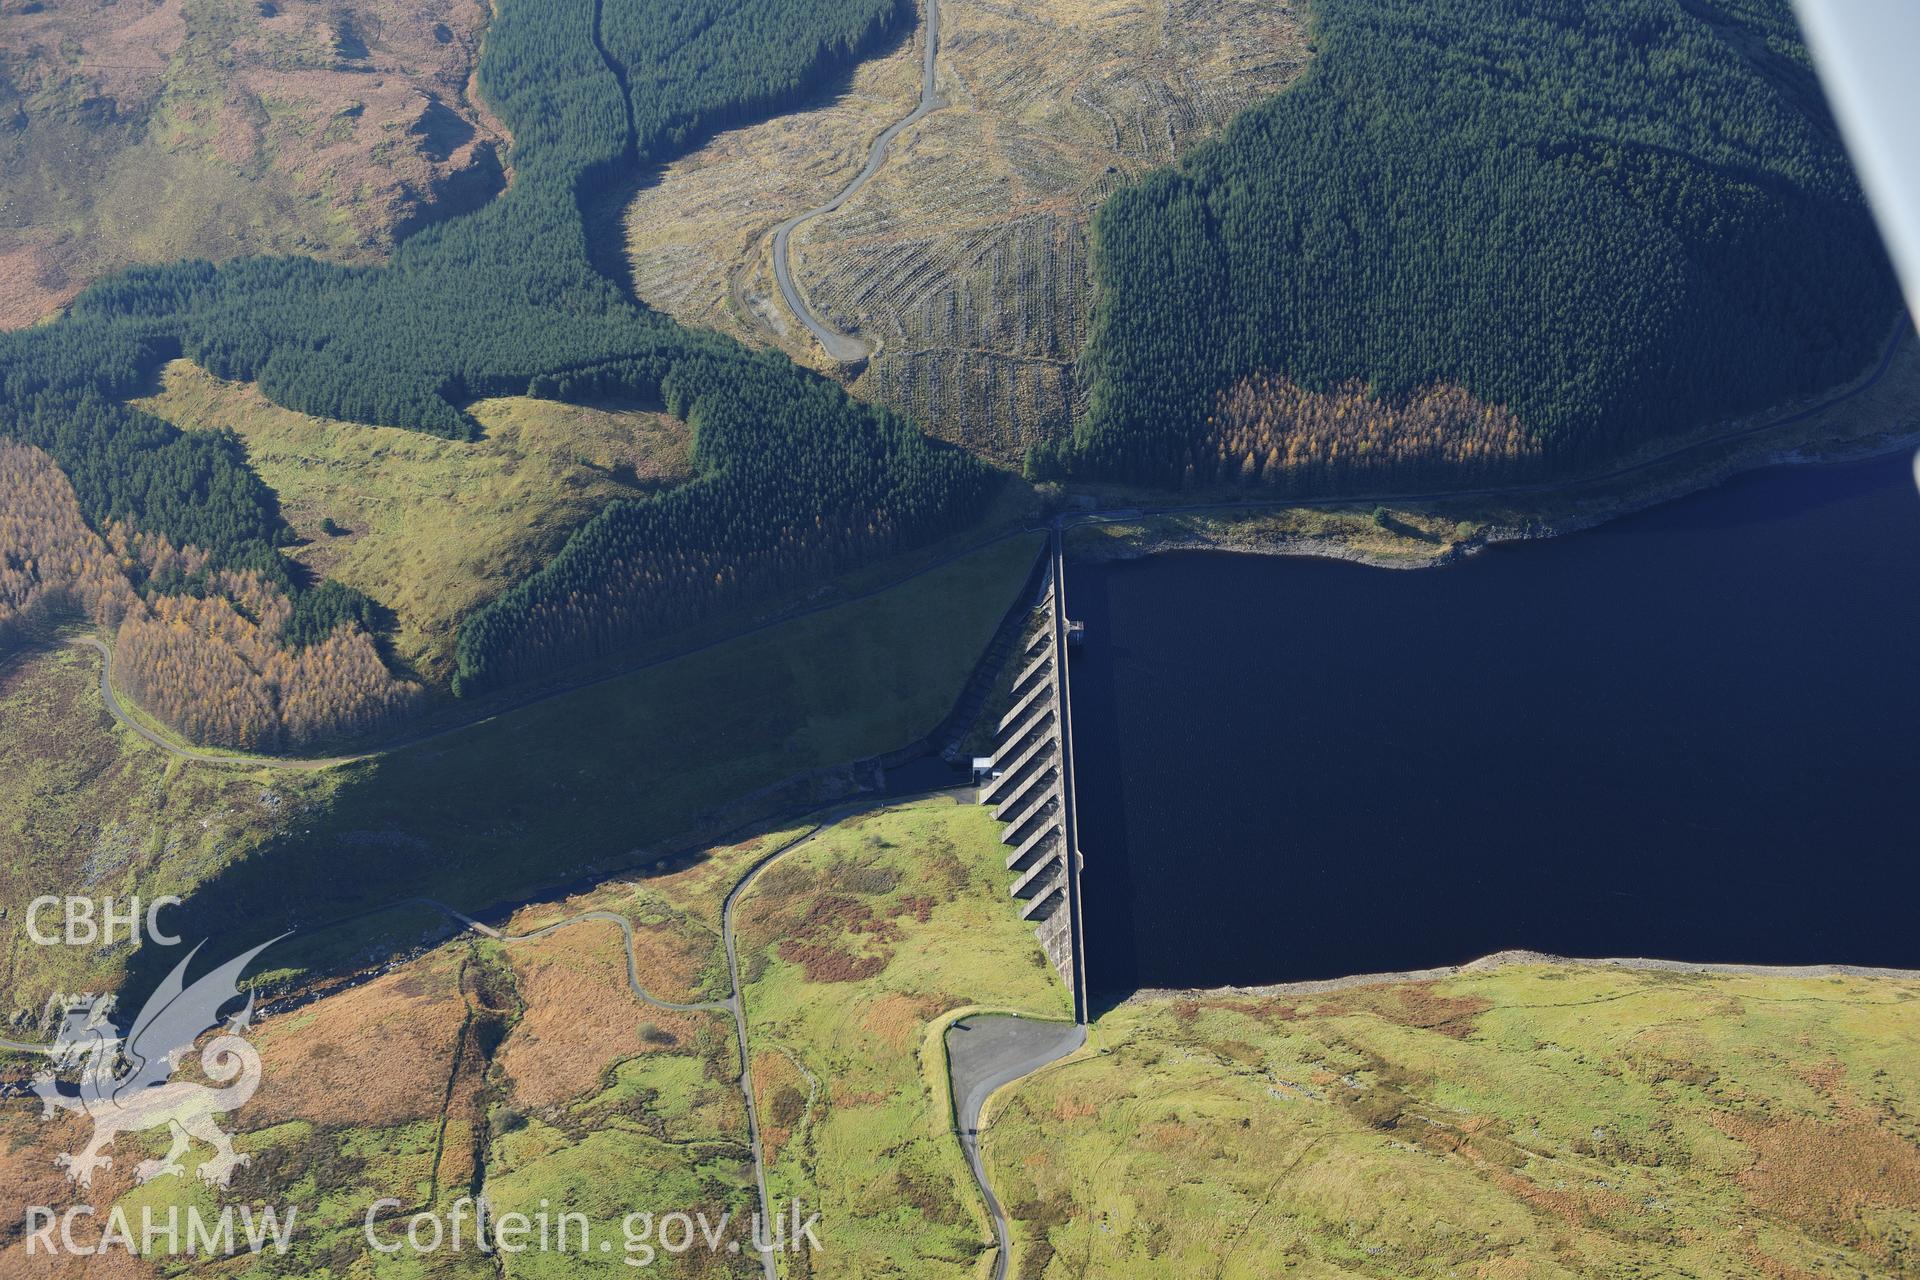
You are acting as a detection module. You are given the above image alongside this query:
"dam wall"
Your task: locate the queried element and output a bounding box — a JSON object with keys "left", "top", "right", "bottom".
{"left": 976, "top": 533, "right": 1088, "bottom": 1020}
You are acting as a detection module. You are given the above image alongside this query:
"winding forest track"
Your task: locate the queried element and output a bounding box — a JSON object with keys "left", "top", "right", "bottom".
{"left": 70, "top": 636, "right": 369, "bottom": 771}
{"left": 770, "top": 0, "right": 944, "bottom": 363}
{"left": 66, "top": 526, "right": 1039, "bottom": 771}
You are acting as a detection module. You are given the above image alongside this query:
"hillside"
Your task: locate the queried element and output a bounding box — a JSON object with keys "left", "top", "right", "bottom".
{"left": 0, "top": 0, "right": 504, "bottom": 328}
{"left": 133, "top": 360, "right": 694, "bottom": 681}
{"left": 625, "top": 0, "right": 1309, "bottom": 465}
{"left": 0, "top": 0, "right": 1001, "bottom": 750}
{"left": 0, "top": 534, "right": 1044, "bottom": 1014}
{"left": 5, "top": 793, "right": 1912, "bottom": 1276}
{"left": 1062, "top": 0, "right": 1901, "bottom": 490}
{"left": 992, "top": 965, "right": 1920, "bottom": 1277}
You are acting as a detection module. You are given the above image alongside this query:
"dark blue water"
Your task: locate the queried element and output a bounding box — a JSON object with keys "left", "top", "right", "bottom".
{"left": 1068, "top": 454, "right": 1920, "bottom": 993}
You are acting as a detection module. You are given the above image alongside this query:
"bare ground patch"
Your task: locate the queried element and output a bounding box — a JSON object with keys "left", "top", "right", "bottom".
{"left": 624, "top": 0, "right": 1308, "bottom": 464}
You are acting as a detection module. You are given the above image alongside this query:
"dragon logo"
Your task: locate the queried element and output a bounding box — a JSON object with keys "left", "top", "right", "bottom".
{"left": 32, "top": 937, "right": 283, "bottom": 1190}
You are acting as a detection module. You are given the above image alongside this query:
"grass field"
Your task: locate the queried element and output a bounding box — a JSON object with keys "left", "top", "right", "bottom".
{"left": 624, "top": 0, "right": 1308, "bottom": 464}
{"left": 90, "top": 532, "right": 1046, "bottom": 998}
{"left": 0, "top": 0, "right": 502, "bottom": 328}
{"left": 988, "top": 966, "right": 1920, "bottom": 1278}
{"left": 0, "top": 643, "right": 337, "bottom": 1020}
{"left": 134, "top": 360, "right": 693, "bottom": 681}
{"left": 733, "top": 797, "right": 1071, "bottom": 1277}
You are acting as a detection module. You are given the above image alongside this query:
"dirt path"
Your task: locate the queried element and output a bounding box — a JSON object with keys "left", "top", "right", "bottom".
{"left": 408, "top": 817, "right": 827, "bottom": 1280}
{"left": 770, "top": 0, "right": 944, "bottom": 363}
{"left": 67, "top": 522, "right": 1037, "bottom": 772}
{"left": 428, "top": 810, "right": 865, "bottom": 1280}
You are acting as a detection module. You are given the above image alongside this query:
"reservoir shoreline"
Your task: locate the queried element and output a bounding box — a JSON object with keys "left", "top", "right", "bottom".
{"left": 1070, "top": 426, "right": 1920, "bottom": 575}
{"left": 1068, "top": 321, "right": 1920, "bottom": 574}
{"left": 1131, "top": 949, "right": 1920, "bottom": 1006}
{"left": 1066, "top": 449, "right": 1920, "bottom": 994}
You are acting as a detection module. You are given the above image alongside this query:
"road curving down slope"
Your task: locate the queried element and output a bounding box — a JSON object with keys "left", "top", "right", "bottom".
{"left": 769, "top": 0, "right": 945, "bottom": 363}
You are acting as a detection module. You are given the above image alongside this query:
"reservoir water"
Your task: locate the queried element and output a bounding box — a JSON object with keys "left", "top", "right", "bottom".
{"left": 1068, "top": 453, "right": 1920, "bottom": 995}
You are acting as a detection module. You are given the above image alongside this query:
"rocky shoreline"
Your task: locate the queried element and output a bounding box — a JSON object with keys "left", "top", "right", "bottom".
{"left": 1069, "top": 423, "right": 1920, "bottom": 575}
{"left": 1132, "top": 948, "right": 1920, "bottom": 1005}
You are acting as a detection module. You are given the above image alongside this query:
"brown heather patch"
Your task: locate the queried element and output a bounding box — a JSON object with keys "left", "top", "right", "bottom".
{"left": 0, "top": 1238, "right": 158, "bottom": 1280}
{"left": 497, "top": 926, "right": 706, "bottom": 1112}
{"left": 827, "top": 1078, "right": 890, "bottom": 1109}
{"left": 1484, "top": 1166, "right": 1634, "bottom": 1230}
{"left": 0, "top": 0, "right": 500, "bottom": 327}
{"left": 0, "top": 1112, "right": 156, "bottom": 1277}
{"left": 858, "top": 992, "right": 940, "bottom": 1053}
{"left": 0, "top": 0, "right": 185, "bottom": 110}
{"left": 1798, "top": 1058, "right": 1845, "bottom": 1096}
{"left": 779, "top": 939, "right": 887, "bottom": 985}
{"left": 506, "top": 898, "right": 713, "bottom": 1005}
{"left": 1739, "top": 1247, "right": 1825, "bottom": 1280}
{"left": 0, "top": 245, "right": 79, "bottom": 331}
{"left": 246, "top": 952, "right": 467, "bottom": 1129}
{"left": 753, "top": 1051, "right": 807, "bottom": 1167}
{"left": 0, "top": 1108, "right": 141, "bottom": 1242}
{"left": 1716, "top": 1109, "right": 1920, "bottom": 1258}
{"left": 768, "top": 892, "right": 896, "bottom": 984}
{"left": 1053, "top": 1097, "right": 1096, "bottom": 1122}
{"left": 1288, "top": 983, "right": 1493, "bottom": 1040}
{"left": 1141, "top": 1121, "right": 1189, "bottom": 1153}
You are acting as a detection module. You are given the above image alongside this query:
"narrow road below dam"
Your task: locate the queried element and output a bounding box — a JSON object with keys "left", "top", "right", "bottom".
{"left": 947, "top": 1014, "right": 1087, "bottom": 1280}
{"left": 770, "top": 0, "right": 944, "bottom": 363}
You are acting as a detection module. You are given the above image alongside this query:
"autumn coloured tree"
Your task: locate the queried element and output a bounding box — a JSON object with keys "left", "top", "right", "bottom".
{"left": 1191, "top": 376, "right": 1545, "bottom": 494}
{"left": 2, "top": 439, "right": 419, "bottom": 750}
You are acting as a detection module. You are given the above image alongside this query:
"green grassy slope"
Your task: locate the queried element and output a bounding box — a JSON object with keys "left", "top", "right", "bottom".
{"left": 991, "top": 966, "right": 1920, "bottom": 1277}
{"left": 134, "top": 360, "right": 693, "bottom": 680}
{"left": 101, "top": 533, "right": 1043, "bottom": 998}
{"left": 734, "top": 798, "right": 1070, "bottom": 1277}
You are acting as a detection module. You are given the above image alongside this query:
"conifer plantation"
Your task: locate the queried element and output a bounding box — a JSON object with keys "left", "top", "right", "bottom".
{"left": 1065, "top": 0, "right": 1900, "bottom": 487}
{"left": 0, "top": 0, "right": 990, "bottom": 737}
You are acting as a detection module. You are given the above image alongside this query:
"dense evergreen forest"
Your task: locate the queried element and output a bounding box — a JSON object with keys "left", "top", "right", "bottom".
{"left": 1061, "top": 0, "right": 1901, "bottom": 487}
{"left": 0, "top": 0, "right": 984, "bottom": 710}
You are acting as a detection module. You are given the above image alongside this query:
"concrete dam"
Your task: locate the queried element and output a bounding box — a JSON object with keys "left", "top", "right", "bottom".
{"left": 975, "top": 530, "right": 1089, "bottom": 1021}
